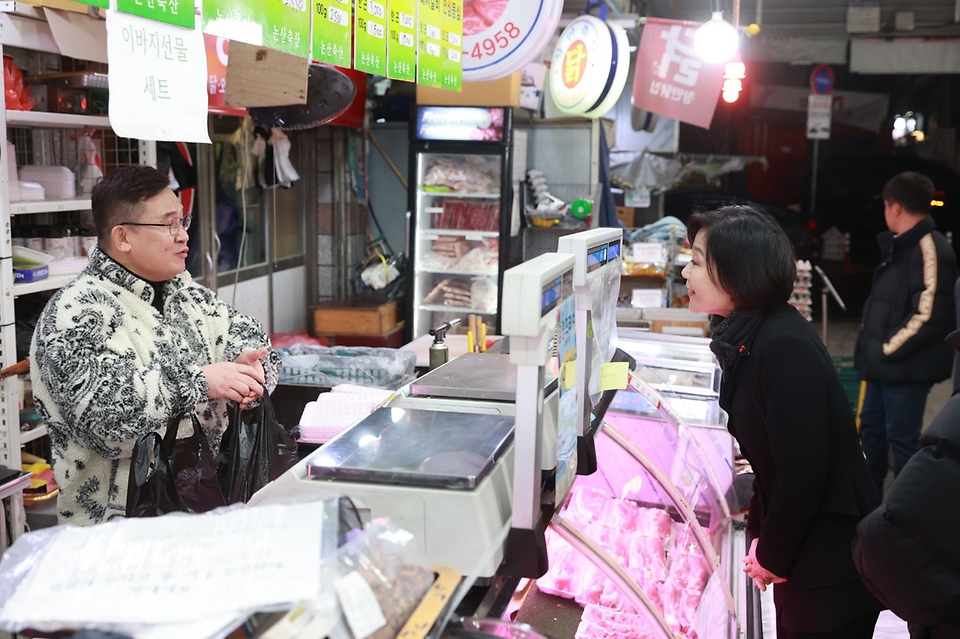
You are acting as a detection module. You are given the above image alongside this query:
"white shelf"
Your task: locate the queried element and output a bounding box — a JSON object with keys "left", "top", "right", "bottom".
{"left": 19, "top": 424, "right": 47, "bottom": 444}
{"left": 417, "top": 268, "right": 498, "bottom": 277}
{"left": 13, "top": 273, "right": 75, "bottom": 297}
{"left": 419, "top": 304, "right": 496, "bottom": 315}
{"left": 10, "top": 196, "right": 92, "bottom": 215}
{"left": 421, "top": 229, "right": 499, "bottom": 239}
{"left": 419, "top": 191, "right": 501, "bottom": 199}
{"left": 6, "top": 111, "right": 111, "bottom": 129}
{"left": 0, "top": 472, "right": 31, "bottom": 501}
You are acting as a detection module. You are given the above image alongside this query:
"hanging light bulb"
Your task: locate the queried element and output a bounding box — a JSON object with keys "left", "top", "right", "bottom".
{"left": 694, "top": 11, "right": 740, "bottom": 63}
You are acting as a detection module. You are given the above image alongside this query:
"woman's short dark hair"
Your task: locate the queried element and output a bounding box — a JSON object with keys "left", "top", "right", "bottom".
{"left": 92, "top": 165, "right": 171, "bottom": 243}
{"left": 686, "top": 205, "right": 797, "bottom": 313}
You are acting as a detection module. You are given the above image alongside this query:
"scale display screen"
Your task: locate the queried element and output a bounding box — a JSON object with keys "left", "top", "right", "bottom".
{"left": 586, "top": 240, "right": 622, "bottom": 273}
{"left": 541, "top": 272, "right": 574, "bottom": 315}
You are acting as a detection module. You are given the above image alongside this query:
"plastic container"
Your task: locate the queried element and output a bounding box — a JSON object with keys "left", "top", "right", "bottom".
{"left": 276, "top": 345, "right": 416, "bottom": 389}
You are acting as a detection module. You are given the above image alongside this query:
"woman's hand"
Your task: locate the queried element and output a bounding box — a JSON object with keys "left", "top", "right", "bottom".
{"left": 744, "top": 537, "right": 788, "bottom": 591}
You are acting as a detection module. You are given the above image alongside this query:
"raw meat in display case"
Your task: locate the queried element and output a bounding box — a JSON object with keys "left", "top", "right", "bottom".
{"left": 423, "top": 155, "right": 500, "bottom": 194}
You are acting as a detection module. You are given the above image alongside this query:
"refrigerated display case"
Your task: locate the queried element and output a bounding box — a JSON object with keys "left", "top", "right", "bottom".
{"left": 406, "top": 106, "right": 520, "bottom": 340}
{"left": 520, "top": 366, "right": 746, "bottom": 639}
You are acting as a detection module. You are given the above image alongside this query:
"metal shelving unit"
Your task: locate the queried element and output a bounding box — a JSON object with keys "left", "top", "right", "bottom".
{"left": 10, "top": 196, "right": 93, "bottom": 215}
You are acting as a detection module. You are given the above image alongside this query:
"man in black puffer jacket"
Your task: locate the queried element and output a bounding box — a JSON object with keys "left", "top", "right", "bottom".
{"left": 854, "top": 172, "right": 958, "bottom": 494}
{"left": 852, "top": 357, "right": 960, "bottom": 638}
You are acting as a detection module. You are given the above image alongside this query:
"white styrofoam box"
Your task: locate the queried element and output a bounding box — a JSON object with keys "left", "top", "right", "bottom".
{"left": 18, "top": 181, "right": 45, "bottom": 200}
{"left": 49, "top": 258, "right": 88, "bottom": 277}
{"left": 19, "top": 166, "right": 76, "bottom": 199}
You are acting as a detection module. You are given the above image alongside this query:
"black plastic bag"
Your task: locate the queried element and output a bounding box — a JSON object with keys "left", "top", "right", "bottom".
{"left": 216, "top": 392, "right": 299, "bottom": 504}
{"left": 126, "top": 413, "right": 226, "bottom": 517}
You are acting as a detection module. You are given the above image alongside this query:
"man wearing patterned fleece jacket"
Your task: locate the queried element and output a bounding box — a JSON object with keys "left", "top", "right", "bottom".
{"left": 30, "top": 165, "right": 280, "bottom": 526}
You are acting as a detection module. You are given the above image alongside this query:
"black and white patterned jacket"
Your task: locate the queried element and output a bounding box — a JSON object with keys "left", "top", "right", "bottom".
{"left": 29, "top": 246, "right": 280, "bottom": 526}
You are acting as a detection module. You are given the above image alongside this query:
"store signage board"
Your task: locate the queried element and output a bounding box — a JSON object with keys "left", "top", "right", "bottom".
{"left": 440, "top": 0, "right": 463, "bottom": 91}
{"left": 631, "top": 18, "right": 725, "bottom": 130}
{"left": 418, "top": 0, "right": 443, "bottom": 88}
{"left": 202, "top": 0, "right": 264, "bottom": 45}
{"left": 116, "top": 0, "right": 193, "bottom": 29}
{"left": 107, "top": 11, "right": 211, "bottom": 143}
{"left": 846, "top": 0, "right": 881, "bottom": 33}
{"left": 313, "top": 0, "right": 352, "bottom": 67}
{"left": 387, "top": 0, "right": 417, "bottom": 82}
{"left": 809, "top": 64, "right": 834, "bottom": 95}
{"left": 461, "top": 0, "right": 562, "bottom": 82}
{"left": 415, "top": 106, "right": 504, "bottom": 141}
{"left": 807, "top": 94, "right": 833, "bottom": 140}
{"left": 355, "top": 0, "right": 387, "bottom": 75}
{"left": 549, "top": 14, "right": 626, "bottom": 117}
{"left": 262, "top": 0, "right": 311, "bottom": 58}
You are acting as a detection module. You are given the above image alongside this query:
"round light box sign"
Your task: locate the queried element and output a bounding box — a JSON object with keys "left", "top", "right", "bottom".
{"left": 549, "top": 15, "right": 629, "bottom": 119}
{"left": 462, "top": 0, "right": 564, "bottom": 83}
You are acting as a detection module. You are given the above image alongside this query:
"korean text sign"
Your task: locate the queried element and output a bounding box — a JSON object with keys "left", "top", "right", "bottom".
{"left": 107, "top": 11, "right": 211, "bottom": 143}
{"left": 632, "top": 18, "right": 725, "bottom": 130}
{"left": 355, "top": 0, "right": 387, "bottom": 75}
{"left": 117, "top": 0, "right": 193, "bottom": 30}
{"left": 313, "top": 0, "right": 352, "bottom": 66}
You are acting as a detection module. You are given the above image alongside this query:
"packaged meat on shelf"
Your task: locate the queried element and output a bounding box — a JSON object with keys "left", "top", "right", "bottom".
{"left": 429, "top": 199, "right": 500, "bottom": 232}
{"left": 531, "top": 363, "right": 741, "bottom": 639}
{"left": 422, "top": 155, "right": 500, "bottom": 195}
{"left": 421, "top": 275, "right": 498, "bottom": 312}
{"left": 419, "top": 236, "right": 499, "bottom": 274}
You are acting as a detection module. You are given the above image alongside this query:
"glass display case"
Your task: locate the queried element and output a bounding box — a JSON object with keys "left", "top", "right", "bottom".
{"left": 524, "top": 364, "right": 745, "bottom": 639}
{"left": 406, "top": 106, "right": 519, "bottom": 340}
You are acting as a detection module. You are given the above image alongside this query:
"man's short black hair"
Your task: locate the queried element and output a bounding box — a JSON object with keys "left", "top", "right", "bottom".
{"left": 92, "top": 165, "right": 171, "bottom": 243}
{"left": 686, "top": 205, "right": 797, "bottom": 313}
{"left": 882, "top": 172, "right": 935, "bottom": 216}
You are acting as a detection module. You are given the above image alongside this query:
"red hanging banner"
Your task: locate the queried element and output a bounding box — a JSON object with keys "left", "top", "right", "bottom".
{"left": 632, "top": 18, "right": 726, "bottom": 129}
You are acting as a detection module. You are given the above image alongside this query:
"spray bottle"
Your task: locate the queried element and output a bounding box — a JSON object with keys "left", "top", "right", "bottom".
{"left": 428, "top": 318, "right": 461, "bottom": 371}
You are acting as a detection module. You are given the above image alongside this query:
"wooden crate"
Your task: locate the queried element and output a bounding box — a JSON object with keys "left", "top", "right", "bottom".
{"left": 311, "top": 300, "right": 397, "bottom": 336}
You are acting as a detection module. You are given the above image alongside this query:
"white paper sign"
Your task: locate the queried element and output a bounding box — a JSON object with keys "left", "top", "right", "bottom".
{"left": 632, "top": 241, "right": 665, "bottom": 264}
{"left": 631, "top": 288, "right": 666, "bottom": 308}
{"left": 334, "top": 571, "right": 387, "bottom": 639}
{"left": 625, "top": 188, "right": 652, "bottom": 208}
{"left": 806, "top": 94, "right": 833, "bottom": 140}
{"left": 107, "top": 11, "right": 211, "bottom": 144}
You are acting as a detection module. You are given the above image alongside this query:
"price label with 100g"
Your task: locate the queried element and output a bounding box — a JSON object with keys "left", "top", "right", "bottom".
{"left": 470, "top": 21, "right": 520, "bottom": 60}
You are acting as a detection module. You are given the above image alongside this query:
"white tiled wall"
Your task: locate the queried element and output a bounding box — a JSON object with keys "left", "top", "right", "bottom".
{"left": 217, "top": 276, "right": 271, "bottom": 333}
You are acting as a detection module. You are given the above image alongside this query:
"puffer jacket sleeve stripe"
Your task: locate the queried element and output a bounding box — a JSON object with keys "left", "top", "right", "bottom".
{"left": 883, "top": 233, "right": 938, "bottom": 356}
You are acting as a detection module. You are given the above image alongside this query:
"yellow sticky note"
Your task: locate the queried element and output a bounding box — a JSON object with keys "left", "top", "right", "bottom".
{"left": 561, "top": 361, "right": 577, "bottom": 391}
{"left": 599, "top": 362, "right": 630, "bottom": 392}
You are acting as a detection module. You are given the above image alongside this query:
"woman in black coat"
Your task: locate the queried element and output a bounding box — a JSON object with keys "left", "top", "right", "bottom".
{"left": 681, "top": 206, "right": 883, "bottom": 638}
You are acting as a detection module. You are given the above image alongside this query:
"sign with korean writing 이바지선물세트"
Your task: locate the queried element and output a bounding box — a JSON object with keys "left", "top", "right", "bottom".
{"left": 631, "top": 18, "right": 725, "bottom": 130}
{"left": 107, "top": 10, "right": 211, "bottom": 143}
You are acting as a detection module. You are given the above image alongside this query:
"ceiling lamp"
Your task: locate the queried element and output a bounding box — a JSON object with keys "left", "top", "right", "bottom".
{"left": 694, "top": 8, "right": 739, "bottom": 64}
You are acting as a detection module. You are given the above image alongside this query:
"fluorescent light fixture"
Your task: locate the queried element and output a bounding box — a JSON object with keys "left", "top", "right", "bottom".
{"left": 694, "top": 11, "right": 739, "bottom": 63}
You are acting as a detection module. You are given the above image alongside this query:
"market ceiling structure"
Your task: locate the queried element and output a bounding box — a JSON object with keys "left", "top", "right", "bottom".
{"left": 561, "top": 0, "right": 960, "bottom": 71}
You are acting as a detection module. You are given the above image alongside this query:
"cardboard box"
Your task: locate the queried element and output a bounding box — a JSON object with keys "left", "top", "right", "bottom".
{"left": 616, "top": 206, "right": 635, "bottom": 228}
{"left": 416, "top": 72, "right": 521, "bottom": 108}
{"left": 331, "top": 326, "right": 404, "bottom": 348}
{"left": 311, "top": 300, "right": 397, "bottom": 336}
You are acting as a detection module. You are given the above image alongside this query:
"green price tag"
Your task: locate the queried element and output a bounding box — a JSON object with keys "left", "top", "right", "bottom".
{"left": 202, "top": 0, "right": 264, "bottom": 45}
{"left": 313, "top": 0, "right": 352, "bottom": 67}
{"left": 387, "top": 0, "right": 416, "bottom": 82}
{"left": 77, "top": 0, "right": 108, "bottom": 9}
{"left": 417, "top": 0, "right": 442, "bottom": 87}
{"left": 117, "top": 0, "right": 194, "bottom": 29}
{"left": 355, "top": 0, "right": 387, "bottom": 76}
{"left": 441, "top": 0, "right": 462, "bottom": 91}
{"left": 263, "top": 0, "right": 311, "bottom": 57}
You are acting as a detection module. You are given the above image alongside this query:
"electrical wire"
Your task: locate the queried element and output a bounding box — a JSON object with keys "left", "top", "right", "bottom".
{"left": 232, "top": 119, "right": 250, "bottom": 307}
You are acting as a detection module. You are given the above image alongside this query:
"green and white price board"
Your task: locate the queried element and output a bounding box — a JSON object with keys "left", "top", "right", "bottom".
{"left": 387, "top": 0, "right": 417, "bottom": 82}
{"left": 441, "top": 0, "right": 462, "bottom": 91}
{"left": 355, "top": 0, "right": 388, "bottom": 75}
{"left": 313, "top": 0, "right": 352, "bottom": 67}
{"left": 417, "top": 0, "right": 442, "bottom": 87}
{"left": 77, "top": 0, "right": 108, "bottom": 9}
{"left": 263, "top": 0, "right": 311, "bottom": 57}
{"left": 117, "top": 0, "right": 194, "bottom": 29}
{"left": 202, "top": 0, "right": 264, "bottom": 45}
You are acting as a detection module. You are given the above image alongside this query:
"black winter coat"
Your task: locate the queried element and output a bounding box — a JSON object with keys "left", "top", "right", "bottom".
{"left": 855, "top": 215, "right": 958, "bottom": 385}
{"left": 720, "top": 304, "right": 882, "bottom": 634}
{"left": 852, "top": 393, "right": 960, "bottom": 638}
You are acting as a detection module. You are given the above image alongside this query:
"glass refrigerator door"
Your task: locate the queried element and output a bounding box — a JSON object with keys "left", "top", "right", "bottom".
{"left": 413, "top": 152, "right": 503, "bottom": 339}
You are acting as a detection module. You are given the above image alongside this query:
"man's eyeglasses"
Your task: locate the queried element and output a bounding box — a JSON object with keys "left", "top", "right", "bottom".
{"left": 118, "top": 214, "right": 192, "bottom": 236}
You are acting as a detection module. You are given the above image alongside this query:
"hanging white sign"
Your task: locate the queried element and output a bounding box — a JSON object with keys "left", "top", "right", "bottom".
{"left": 806, "top": 94, "right": 833, "bottom": 140}
{"left": 106, "top": 11, "right": 211, "bottom": 144}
